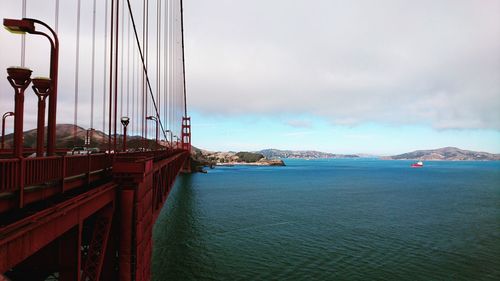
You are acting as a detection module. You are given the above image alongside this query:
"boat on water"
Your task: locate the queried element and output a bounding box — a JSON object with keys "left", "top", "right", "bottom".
{"left": 411, "top": 161, "right": 424, "bottom": 168}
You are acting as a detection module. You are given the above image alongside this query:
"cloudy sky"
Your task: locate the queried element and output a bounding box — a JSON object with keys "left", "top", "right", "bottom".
{"left": 1, "top": 0, "right": 499, "bottom": 154}
{"left": 184, "top": 0, "right": 500, "bottom": 154}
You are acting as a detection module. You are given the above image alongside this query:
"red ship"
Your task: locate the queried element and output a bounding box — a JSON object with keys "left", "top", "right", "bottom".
{"left": 411, "top": 161, "right": 424, "bottom": 168}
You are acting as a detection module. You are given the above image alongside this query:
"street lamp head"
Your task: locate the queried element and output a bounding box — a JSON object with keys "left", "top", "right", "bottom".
{"left": 3, "top": 18, "right": 35, "bottom": 34}
{"left": 146, "top": 115, "right": 157, "bottom": 121}
{"left": 7, "top": 66, "right": 32, "bottom": 86}
{"left": 121, "top": 117, "right": 130, "bottom": 127}
{"left": 3, "top": 112, "right": 14, "bottom": 118}
{"left": 32, "top": 77, "right": 51, "bottom": 97}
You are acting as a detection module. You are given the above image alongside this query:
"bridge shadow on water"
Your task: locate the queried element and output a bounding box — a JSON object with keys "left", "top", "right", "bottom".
{"left": 152, "top": 174, "right": 217, "bottom": 281}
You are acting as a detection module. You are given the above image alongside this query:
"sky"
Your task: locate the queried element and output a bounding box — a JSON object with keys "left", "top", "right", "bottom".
{"left": 1, "top": 0, "right": 499, "bottom": 155}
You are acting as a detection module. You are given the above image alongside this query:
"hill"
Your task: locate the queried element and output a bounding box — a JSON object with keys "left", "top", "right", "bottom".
{"left": 191, "top": 147, "right": 284, "bottom": 166}
{"left": 384, "top": 147, "right": 500, "bottom": 161}
{"left": 2, "top": 124, "right": 160, "bottom": 151}
{"left": 257, "top": 149, "right": 359, "bottom": 159}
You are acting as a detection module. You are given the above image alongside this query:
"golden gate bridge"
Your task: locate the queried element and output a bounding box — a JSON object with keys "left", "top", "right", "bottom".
{"left": 0, "top": 0, "right": 191, "bottom": 280}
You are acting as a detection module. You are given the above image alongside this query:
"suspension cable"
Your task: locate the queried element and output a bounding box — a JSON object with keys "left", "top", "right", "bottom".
{"left": 91, "top": 0, "right": 97, "bottom": 133}
{"left": 108, "top": 0, "right": 114, "bottom": 152}
{"left": 55, "top": 0, "right": 59, "bottom": 33}
{"left": 74, "top": 0, "right": 82, "bottom": 145}
{"left": 120, "top": 0, "right": 125, "bottom": 134}
{"left": 167, "top": 2, "right": 170, "bottom": 135}
{"left": 120, "top": 0, "right": 124, "bottom": 136}
{"left": 180, "top": 0, "right": 188, "bottom": 118}
{"left": 126, "top": 0, "right": 168, "bottom": 141}
{"left": 113, "top": 0, "right": 120, "bottom": 151}
{"left": 142, "top": 0, "right": 146, "bottom": 145}
{"left": 103, "top": 0, "right": 109, "bottom": 149}
{"left": 131, "top": 36, "right": 136, "bottom": 135}
{"left": 21, "top": 0, "right": 26, "bottom": 67}
{"left": 127, "top": 7, "right": 131, "bottom": 118}
{"left": 157, "top": 0, "right": 161, "bottom": 140}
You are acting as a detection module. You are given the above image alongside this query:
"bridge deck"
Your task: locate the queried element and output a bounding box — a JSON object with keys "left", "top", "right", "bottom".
{"left": 0, "top": 149, "right": 190, "bottom": 280}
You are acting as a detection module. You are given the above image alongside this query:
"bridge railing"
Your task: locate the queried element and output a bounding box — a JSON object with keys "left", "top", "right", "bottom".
{"left": 24, "top": 156, "right": 63, "bottom": 186}
{"left": 0, "top": 149, "right": 189, "bottom": 213}
{"left": 0, "top": 158, "right": 19, "bottom": 192}
{"left": 0, "top": 153, "right": 113, "bottom": 212}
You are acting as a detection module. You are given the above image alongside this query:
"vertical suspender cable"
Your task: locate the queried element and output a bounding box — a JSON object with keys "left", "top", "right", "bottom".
{"left": 113, "top": 0, "right": 120, "bottom": 152}
{"left": 135, "top": 46, "right": 139, "bottom": 139}
{"left": 145, "top": 0, "right": 149, "bottom": 143}
{"left": 103, "top": 0, "right": 109, "bottom": 149}
{"left": 21, "top": 0, "right": 26, "bottom": 67}
{"left": 131, "top": 37, "right": 136, "bottom": 136}
{"left": 108, "top": 0, "right": 114, "bottom": 152}
{"left": 180, "top": 0, "right": 188, "bottom": 118}
{"left": 157, "top": 0, "right": 161, "bottom": 140}
{"left": 174, "top": 1, "right": 179, "bottom": 134}
{"left": 55, "top": 0, "right": 59, "bottom": 32}
{"left": 91, "top": 0, "right": 97, "bottom": 134}
{"left": 163, "top": 2, "right": 170, "bottom": 132}
{"left": 142, "top": 0, "right": 146, "bottom": 147}
{"left": 127, "top": 8, "right": 131, "bottom": 118}
{"left": 119, "top": 0, "right": 124, "bottom": 136}
{"left": 74, "top": 0, "right": 81, "bottom": 146}
{"left": 115, "top": 0, "right": 125, "bottom": 134}
{"left": 170, "top": 0, "right": 174, "bottom": 133}
{"left": 125, "top": 0, "right": 168, "bottom": 142}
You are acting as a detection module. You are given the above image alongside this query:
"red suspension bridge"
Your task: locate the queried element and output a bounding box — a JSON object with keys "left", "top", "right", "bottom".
{"left": 0, "top": 0, "right": 191, "bottom": 280}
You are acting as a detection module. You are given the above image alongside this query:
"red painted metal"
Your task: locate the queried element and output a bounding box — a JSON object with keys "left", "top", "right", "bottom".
{"left": 5, "top": 18, "right": 61, "bottom": 157}
{"left": 1, "top": 112, "right": 14, "bottom": 150}
{"left": 32, "top": 77, "right": 51, "bottom": 157}
{"left": 1, "top": 149, "right": 189, "bottom": 280}
{"left": 6, "top": 67, "right": 32, "bottom": 158}
{"left": 181, "top": 116, "right": 191, "bottom": 152}
{"left": 1, "top": 2, "right": 192, "bottom": 279}
{"left": 0, "top": 182, "right": 116, "bottom": 273}
{"left": 0, "top": 153, "right": 114, "bottom": 213}
{"left": 81, "top": 204, "right": 114, "bottom": 281}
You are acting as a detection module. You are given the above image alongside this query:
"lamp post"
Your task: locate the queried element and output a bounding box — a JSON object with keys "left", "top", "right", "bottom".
{"left": 165, "top": 129, "right": 173, "bottom": 149}
{"left": 86, "top": 128, "right": 95, "bottom": 152}
{"left": 32, "top": 77, "right": 51, "bottom": 157}
{"left": 146, "top": 116, "right": 159, "bottom": 148}
{"left": 1, "top": 112, "right": 14, "bottom": 150}
{"left": 7, "top": 67, "right": 32, "bottom": 158}
{"left": 4, "top": 18, "right": 59, "bottom": 156}
{"left": 120, "top": 117, "right": 130, "bottom": 152}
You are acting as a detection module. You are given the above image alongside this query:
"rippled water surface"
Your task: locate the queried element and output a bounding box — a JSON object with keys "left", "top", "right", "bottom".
{"left": 152, "top": 159, "right": 500, "bottom": 280}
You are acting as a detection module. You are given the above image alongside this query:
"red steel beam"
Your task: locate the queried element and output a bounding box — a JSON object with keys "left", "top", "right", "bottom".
{"left": 0, "top": 182, "right": 116, "bottom": 272}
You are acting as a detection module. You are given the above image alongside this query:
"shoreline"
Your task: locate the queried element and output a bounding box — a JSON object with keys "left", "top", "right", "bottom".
{"left": 216, "top": 160, "right": 285, "bottom": 167}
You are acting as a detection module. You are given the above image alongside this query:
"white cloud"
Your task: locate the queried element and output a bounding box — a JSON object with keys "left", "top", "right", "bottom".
{"left": 0, "top": 0, "right": 499, "bottom": 135}
{"left": 285, "top": 119, "right": 313, "bottom": 128}
{"left": 184, "top": 0, "right": 500, "bottom": 130}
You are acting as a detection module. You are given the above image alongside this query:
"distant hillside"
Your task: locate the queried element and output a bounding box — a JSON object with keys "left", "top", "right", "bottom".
{"left": 191, "top": 147, "right": 284, "bottom": 166}
{"left": 384, "top": 147, "right": 500, "bottom": 161}
{"left": 2, "top": 124, "right": 158, "bottom": 150}
{"left": 257, "top": 149, "right": 359, "bottom": 159}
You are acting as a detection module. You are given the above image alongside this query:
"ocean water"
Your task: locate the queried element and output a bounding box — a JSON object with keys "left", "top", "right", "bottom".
{"left": 152, "top": 159, "right": 500, "bottom": 281}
